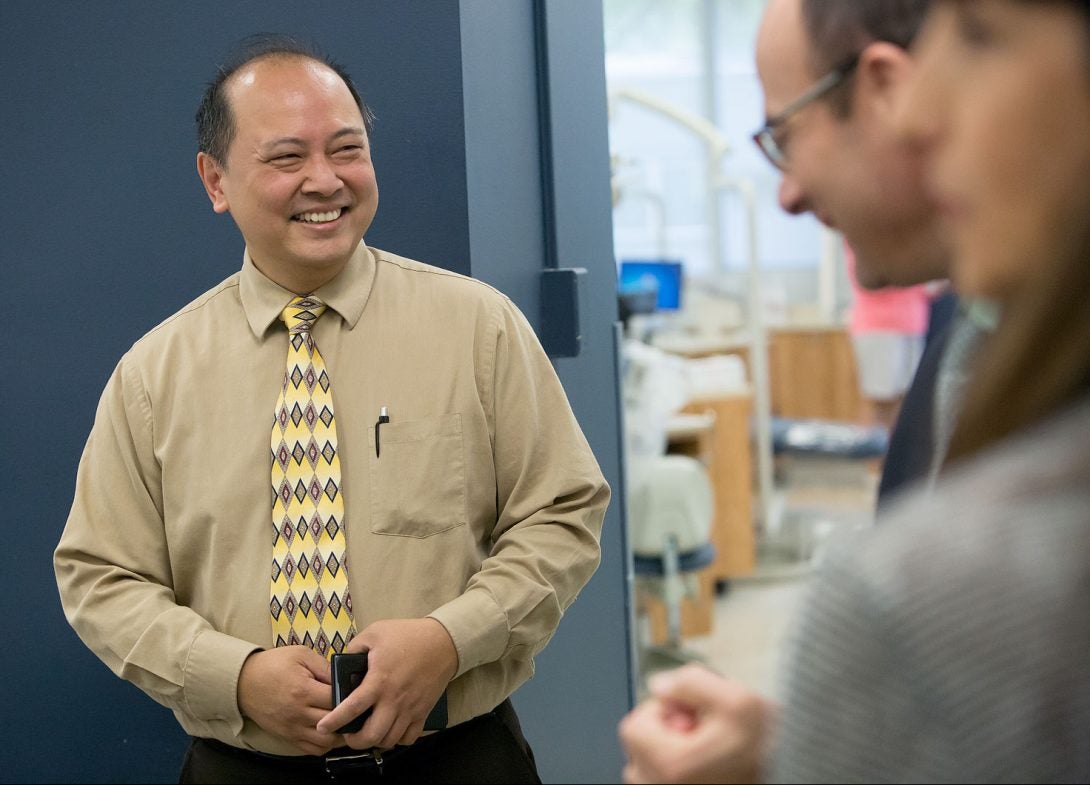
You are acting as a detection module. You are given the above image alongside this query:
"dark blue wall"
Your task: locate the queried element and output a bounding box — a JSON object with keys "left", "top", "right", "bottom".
{"left": 2, "top": 1, "right": 629, "bottom": 783}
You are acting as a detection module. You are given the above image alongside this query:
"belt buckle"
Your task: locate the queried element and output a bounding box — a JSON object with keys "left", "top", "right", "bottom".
{"left": 324, "top": 747, "right": 384, "bottom": 777}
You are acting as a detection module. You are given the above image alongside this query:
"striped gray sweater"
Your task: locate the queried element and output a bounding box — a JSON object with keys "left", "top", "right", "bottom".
{"left": 771, "top": 396, "right": 1090, "bottom": 783}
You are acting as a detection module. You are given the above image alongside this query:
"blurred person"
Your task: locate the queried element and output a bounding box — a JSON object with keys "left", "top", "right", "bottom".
{"left": 747, "top": 0, "right": 988, "bottom": 508}
{"left": 619, "top": 0, "right": 1090, "bottom": 781}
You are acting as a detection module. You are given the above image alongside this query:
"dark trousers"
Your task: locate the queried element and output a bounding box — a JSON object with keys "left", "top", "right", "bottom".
{"left": 179, "top": 700, "right": 540, "bottom": 784}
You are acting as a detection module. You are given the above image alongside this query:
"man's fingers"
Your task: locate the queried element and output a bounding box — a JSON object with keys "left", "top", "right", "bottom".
{"left": 343, "top": 635, "right": 372, "bottom": 655}
{"left": 619, "top": 699, "right": 663, "bottom": 749}
{"left": 299, "top": 648, "right": 333, "bottom": 685}
{"left": 650, "top": 663, "right": 762, "bottom": 718}
{"left": 396, "top": 721, "right": 425, "bottom": 748}
{"left": 377, "top": 715, "right": 413, "bottom": 750}
{"left": 342, "top": 702, "right": 397, "bottom": 750}
{"left": 661, "top": 702, "right": 698, "bottom": 732}
{"left": 291, "top": 674, "right": 334, "bottom": 713}
{"left": 285, "top": 715, "right": 342, "bottom": 756}
{"left": 317, "top": 680, "right": 377, "bottom": 735}
{"left": 295, "top": 738, "right": 337, "bottom": 757}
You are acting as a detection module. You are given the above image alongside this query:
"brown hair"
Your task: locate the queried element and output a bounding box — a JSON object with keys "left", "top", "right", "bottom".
{"left": 945, "top": 218, "right": 1090, "bottom": 463}
{"left": 801, "top": 0, "right": 932, "bottom": 116}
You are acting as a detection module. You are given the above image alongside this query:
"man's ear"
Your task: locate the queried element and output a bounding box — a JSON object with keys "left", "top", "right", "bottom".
{"left": 196, "top": 152, "right": 230, "bottom": 214}
{"left": 854, "top": 40, "right": 916, "bottom": 124}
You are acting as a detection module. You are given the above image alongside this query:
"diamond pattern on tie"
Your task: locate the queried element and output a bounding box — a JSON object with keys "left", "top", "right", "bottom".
{"left": 270, "top": 295, "right": 356, "bottom": 659}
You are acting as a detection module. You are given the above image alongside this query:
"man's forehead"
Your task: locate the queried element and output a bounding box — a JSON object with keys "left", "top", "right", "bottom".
{"left": 225, "top": 56, "right": 362, "bottom": 138}
{"left": 229, "top": 55, "right": 343, "bottom": 97}
{"left": 755, "top": 0, "right": 814, "bottom": 113}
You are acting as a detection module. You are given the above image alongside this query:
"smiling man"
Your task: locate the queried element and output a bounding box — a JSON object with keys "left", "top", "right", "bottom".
{"left": 195, "top": 55, "right": 379, "bottom": 295}
{"left": 618, "top": 1, "right": 989, "bottom": 781}
{"left": 754, "top": 0, "right": 945, "bottom": 291}
{"left": 55, "top": 35, "right": 608, "bottom": 784}
{"left": 752, "top": 0, "right": 996, "bottom": 506}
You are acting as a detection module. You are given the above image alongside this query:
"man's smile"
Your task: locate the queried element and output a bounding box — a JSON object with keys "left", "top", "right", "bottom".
{"left": 292, "top": 207, "right": 345, "bottom": 224}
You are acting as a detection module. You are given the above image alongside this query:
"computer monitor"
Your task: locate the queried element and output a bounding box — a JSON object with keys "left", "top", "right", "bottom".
{"left": 618, "top": 259, "right": 684, "bottom": 311}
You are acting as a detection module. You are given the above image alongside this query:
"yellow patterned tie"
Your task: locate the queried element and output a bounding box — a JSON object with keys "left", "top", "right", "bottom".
{"left": 270, "top": 295, "right": 356, "bottom": 658}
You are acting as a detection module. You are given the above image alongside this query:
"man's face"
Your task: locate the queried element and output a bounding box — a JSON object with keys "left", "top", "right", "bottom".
{"left": 755, "top": 0, "right": 948, "bottom": 289}
{"left": 197, "top": 56, "right": 379, "bottom": 293}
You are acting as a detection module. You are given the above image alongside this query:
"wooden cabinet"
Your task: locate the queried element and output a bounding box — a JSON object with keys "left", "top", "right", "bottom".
{"left": 660, "top": 326, "right": 864, "bottom": 422}
{"left": 677, "top": 394, "right": 756, "bottom": 580}
{"left": 768, "top": 327, "right": 862, "bottom": 422}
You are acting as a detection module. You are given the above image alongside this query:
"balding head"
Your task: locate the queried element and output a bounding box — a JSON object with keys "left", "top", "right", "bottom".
{"left": 196, "top": 34, "right": 374, "bottom": 168}
{"left": 756, "top": 0, "right": 813, "bottom": 119}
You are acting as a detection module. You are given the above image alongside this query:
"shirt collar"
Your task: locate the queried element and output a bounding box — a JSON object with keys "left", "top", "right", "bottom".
{"left": 239, "top": 242, "right": 377, "bottom": 339}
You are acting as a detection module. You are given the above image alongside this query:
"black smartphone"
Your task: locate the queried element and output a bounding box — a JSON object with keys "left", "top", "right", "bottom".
{"left": 331, "top": 652, "right": 372, "bottom": 734}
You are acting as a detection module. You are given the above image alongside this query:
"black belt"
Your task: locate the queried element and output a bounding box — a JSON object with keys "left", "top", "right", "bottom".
{"left": 201, "top": 734, "right": 424, "bottom": 777}
{"left": 195, "top": 701, "right": 515, "bottom": 780}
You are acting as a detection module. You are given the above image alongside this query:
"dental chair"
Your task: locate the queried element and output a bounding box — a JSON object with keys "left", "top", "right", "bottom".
{"left": 629, "top": 453, "right": 716, "bottom": 684}
{"left": 770, "top": 416, "right": 888, "bottom": 497}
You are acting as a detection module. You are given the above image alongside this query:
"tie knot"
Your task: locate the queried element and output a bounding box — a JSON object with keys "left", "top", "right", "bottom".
{"left": 280, "top": 296, "right": 328, "bottom": 334}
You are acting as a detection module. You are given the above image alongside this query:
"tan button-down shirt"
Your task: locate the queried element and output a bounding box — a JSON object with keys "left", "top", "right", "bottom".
{"left": 55, "top": 243, "right": 609, "bottom": 755}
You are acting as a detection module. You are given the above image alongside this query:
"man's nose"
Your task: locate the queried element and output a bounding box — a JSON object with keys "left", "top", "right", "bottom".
{"left": 302, "top": 156, "right": 343, "bottom": 195}
{"left": 778, "top": 173, "right": 808, "bottom": 215}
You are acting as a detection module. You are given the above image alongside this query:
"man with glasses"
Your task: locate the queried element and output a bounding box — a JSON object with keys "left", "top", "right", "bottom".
{"left": 754, "top": 0, "right": 983, "bottom": 511}
{"left": 751, "top": 0, "right": 944, "bottom": 298}
{"left": 618, "top": 0, "right": 988, "bottom": 781}
{"left": 751, "top": 51, "right": 860, "bottom": 171}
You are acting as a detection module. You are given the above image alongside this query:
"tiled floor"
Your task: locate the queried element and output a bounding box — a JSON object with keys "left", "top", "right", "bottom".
{"left": 685, "top": 573, "right": 810, "bottom": 699}
{"left": 640, "top": 456, "right": 880, "bottom": 700}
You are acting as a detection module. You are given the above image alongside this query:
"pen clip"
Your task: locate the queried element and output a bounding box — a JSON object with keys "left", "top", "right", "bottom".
{"left": 375, "top": 407, "right": 390, "bottom": 458}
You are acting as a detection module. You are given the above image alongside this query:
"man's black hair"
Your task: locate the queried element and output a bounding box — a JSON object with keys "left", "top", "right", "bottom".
{"left": 195, "top": 33, "right": 375, "bottom": 166}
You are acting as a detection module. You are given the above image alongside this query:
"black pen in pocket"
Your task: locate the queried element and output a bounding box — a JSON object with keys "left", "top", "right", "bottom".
{"left": 375, "top": 406, "right": 390, "bottom": 457}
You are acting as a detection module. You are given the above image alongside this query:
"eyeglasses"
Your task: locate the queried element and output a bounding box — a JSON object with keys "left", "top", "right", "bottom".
{"left": 752, "top": 52, "right": 861, "bottom": 171}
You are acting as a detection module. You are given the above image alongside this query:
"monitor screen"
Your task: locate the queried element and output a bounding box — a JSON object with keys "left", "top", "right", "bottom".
{"left": 618, "top": 260, "right": 683, "bottom": 311}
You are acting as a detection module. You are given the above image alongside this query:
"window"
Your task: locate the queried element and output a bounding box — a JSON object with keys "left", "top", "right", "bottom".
{"left": 605, "top": 0, "right": 827, "bottom": 282}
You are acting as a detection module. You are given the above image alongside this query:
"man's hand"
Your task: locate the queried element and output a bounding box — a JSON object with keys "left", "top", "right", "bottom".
{"left": 237, "top": 646, "right": 344, "bottom": 756}
{"left": 317, "top": 618, "right": 458, "bottom": 750}
{"left": 618, "top": 664, "right": 774, "bottom": 784}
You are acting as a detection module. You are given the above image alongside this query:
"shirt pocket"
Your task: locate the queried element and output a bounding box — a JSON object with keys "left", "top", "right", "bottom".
{"left": 368, "top": 412, "right": 467, "bottom": 537}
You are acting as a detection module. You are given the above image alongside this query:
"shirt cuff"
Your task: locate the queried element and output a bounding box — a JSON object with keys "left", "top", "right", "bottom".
{"left": 428, "top": 588, "right": 510, "bottom": 679}
{"left": 183, "top": 629, "right": 262, "bottom": 733}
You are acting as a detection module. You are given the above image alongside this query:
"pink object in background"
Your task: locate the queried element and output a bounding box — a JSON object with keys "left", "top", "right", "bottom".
{"left": 844, "top": 242, "right": 934, "bottom": 425}
{"left": 846, "top": 245, "right": 930, "bottom": 335}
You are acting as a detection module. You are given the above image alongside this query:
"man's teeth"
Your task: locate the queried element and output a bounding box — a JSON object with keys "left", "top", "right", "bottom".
{"left": 295, "top": 209, "right": 342, "bottom": 223}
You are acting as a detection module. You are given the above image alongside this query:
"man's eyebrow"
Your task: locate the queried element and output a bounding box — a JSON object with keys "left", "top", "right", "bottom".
{"left": 262, "top": 136, "right": 305, "bottom": 151}
{"left": 262, "top": 128, "right": 366, "bottom": 150}
{"left": 331, "top": 127, "right": 366, "bottom": 140}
